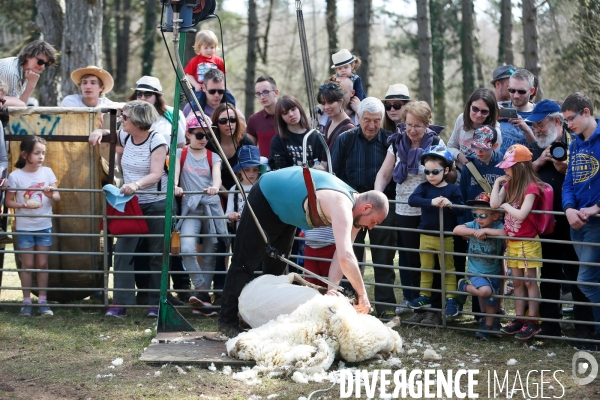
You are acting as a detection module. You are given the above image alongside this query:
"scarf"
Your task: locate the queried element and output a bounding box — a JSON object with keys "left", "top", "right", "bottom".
{"left": 389, "top": 123, "right": 435, "bottom": 185}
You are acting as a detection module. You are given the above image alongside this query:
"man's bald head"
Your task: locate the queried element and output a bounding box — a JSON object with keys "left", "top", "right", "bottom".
{"left": 337, "top": 76, "right": 354, "bottom": 105}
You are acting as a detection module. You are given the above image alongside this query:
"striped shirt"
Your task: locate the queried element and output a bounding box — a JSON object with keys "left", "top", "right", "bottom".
{"left": 0, "top": 57, "right": 25, "bottom": 98}
{"left": 119, "top": 130, "right": 168, "bottom": 204}
{"left": 305, "top": 226, "right": 335, "bottom": 249}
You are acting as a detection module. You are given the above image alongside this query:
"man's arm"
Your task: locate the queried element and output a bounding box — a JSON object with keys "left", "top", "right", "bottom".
{"left": 2, "top": 96, "right": 25, "bottom": 107}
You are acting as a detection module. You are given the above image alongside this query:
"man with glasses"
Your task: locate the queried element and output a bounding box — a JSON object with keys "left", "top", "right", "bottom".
{"left": 497, "top": 69, "right": 538, "bottom": 155}
{"left": 525, "top": 99, "right": 595, "bottom": 339}
{"left": 61, "top": 66, "right": 115, "bottom": 108}
{"left": 331, "top": 97, "right": 398, "bottom": 320}
{"left": 0, "top": 40, "right": 56, "bottom": 105}
{"left": 246, "top": 76, "right": 279, "bottom": 157}
{"left": 561, "top": 92, "right": 600, "bottom": 350}
{"left": 186, "top": 69, "right": 244, "bottom": 123}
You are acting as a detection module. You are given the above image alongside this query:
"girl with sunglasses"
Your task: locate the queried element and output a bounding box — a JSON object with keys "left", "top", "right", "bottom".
{"left": 447, "top": 88, "right": 501, "bottom": 170}
{"left": 175, "top": 115, "right": 227, "bottom": 314}
{"left": 127, "top": 76, "right": 186, "bottom": 149}
{"left": 270, "top": 95, "right": 325, "bottom": 169}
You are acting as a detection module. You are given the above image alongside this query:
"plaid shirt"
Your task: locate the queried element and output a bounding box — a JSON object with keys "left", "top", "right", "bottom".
{"left": 0, "top": 57, "right": 25, "bottom": 98}
{"left": 331, "top": 126, "right": 396, "bottom": 198}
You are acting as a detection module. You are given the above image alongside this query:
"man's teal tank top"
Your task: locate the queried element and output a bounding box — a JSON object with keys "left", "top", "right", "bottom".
{"left": 259, "top": 166, "right": 357, "bottom": 230}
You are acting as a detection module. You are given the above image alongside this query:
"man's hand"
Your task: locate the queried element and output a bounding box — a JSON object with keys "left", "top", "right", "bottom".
{"left": 551, "top": 158, "right": 568, "bottom": 174}
{"left": 566, "top": 208, "right": 588, "bottom": 229}
{"left": 25, "top": 70, "right": 41, "bottom": 87}
{"left": 580, "top": 204, "right": 600, "bottom": 220}
{"left": 353, "top": 293, "right": 371, "bottom": 314}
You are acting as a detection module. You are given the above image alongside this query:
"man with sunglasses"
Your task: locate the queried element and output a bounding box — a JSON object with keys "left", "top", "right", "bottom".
{"left": 523, "top": 99, "right": 594, "bottom": 339}
{"left": 61, "top": 66, "right": 115, "bottom": 108}
{"left": 497, "top": 69, "right": 538, "bottom": 155}
{"left": 561, "top": 93, "right": 600, "bottom": 350}
{"left": 186, "top": 69, "right": 244, "bottom": 123}
{"left": 246, "top": 76, "right": 279, "bottom": 156}
{"left": 0, "top": 40, "right": 56, "bottom": 105}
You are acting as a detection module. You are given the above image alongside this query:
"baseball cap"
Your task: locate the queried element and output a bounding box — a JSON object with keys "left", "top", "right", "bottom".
{"left": 466, "top": 192, "right": 492, "bottom": 207}
{"left": 496, "top": 144, "right": 533, "bottom": 169}
{"left": 471, "top": 125, "right": 498, "bottom": 150}
{"left": 490, "top": 65, "right": 516, "bottom": 84}
{"left": 524, "top": 99, "right": 561, "bottom": 123}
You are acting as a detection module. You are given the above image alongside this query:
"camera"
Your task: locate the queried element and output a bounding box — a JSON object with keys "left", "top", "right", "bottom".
{"left": 549, "top": 142, "right": 568, "bottom": 161}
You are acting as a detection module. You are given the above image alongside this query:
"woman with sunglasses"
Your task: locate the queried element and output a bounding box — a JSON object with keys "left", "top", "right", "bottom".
{"left": 270, "top": 95, "right": 325, "bottom": 169}
{"left": 375, "top": 101, "right": 452, "bottom": 325}
{"left": 447, "top": 88, "right": 501, "bottom": 170}
{"left": 317, "top": 81, "right": 355, "bottom": 151}
{"left": 126, "top": 76, "right": 186, "bottom": 148}
{"left": 0, "top": 40, "right": 56, "bottom": 105}
{"left": 382, "top": 84, "right": 411, "bottom": 132}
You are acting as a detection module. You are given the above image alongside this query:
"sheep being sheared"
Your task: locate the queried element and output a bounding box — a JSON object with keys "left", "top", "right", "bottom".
{"left": 227, "top": 274, "right": 402, "bottom": 375}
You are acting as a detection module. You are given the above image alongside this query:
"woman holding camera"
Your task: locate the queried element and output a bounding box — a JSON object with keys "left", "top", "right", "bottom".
{"left": 447, "top": 88, "right": 501, "bottom": 170}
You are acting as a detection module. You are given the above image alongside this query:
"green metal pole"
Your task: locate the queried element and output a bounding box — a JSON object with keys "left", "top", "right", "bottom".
{"left": 157, "top": 33, "right": 195, "bottom": 332}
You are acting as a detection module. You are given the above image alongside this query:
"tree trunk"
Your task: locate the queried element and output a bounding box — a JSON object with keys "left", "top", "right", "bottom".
{"left": 460, "top": 0, "right": 475, "bottom": 102}
{"left": 522, "top": 0, "right": 542, "bottom": 100}
{"left": 353, "top": 0, "right": 371, "bottom": 93}
{"left": 326, "top": 0, "right": 338, "bottom": 66}
{"left": 499, "top": 0, "right": 514, "bottom": 65}
{"left": 244, "top": 0, "right": 259, "bottom": 118}
{"left": 102, "top": 0, "right": 114, "bottom": 76}
{"left": 141, "top": 0, "right": 158, "bottom": 77}
{"left": 430, "top": 0, "right": 445, "bottom": 126}
{"left": 62, "top": 0, "right": 103, "bottom": 98}
{"left": 35, "top": 0, "right": 62, "bottom": 106}
{"left": 416, "top": 0, "right": 433, "bottom": 108}
{"left": 115, "top": 0, "right": 132, "bottom": 95}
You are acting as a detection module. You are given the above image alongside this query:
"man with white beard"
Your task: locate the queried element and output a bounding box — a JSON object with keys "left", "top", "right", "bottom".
{"left": 526, "top": 100, "right": 595, "bottom": 338}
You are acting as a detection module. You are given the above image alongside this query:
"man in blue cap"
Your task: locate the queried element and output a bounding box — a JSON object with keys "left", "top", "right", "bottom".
{"left": 526, "top": 100, "right": 594, "bottom": 339}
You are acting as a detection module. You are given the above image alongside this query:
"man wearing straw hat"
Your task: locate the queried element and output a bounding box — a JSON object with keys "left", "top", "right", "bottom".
{"left": 61, "top": 66, "right": 115, "bottom": 108}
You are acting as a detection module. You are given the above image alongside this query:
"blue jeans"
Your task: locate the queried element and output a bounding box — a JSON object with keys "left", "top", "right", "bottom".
{"left": 180, "top": 207, "right": 216, "bottom": 291}
{"left": 572, "top": 223, "right": 600, "bottom": 333}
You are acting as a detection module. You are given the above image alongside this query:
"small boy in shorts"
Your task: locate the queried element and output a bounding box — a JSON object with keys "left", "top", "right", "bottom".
{"left": 453, "top": 192, "right": 506, "bottom": 339}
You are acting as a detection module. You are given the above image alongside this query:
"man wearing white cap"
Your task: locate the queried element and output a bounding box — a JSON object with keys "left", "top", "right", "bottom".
{"left": 61, "top": 66, "right": 115, "bottom": 108}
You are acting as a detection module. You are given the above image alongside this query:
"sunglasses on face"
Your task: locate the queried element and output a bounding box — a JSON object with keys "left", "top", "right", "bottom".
{"left": 384, "top": 102, "right": 405, "bottom": 111}
{"left": 424, "top": 168, "right": 444, "bottom": 176}
{"left": 207, "top": 89, "right": 225, "bottom": 95}
{"left": 507, "top": 88, "right": 529, "bottom": 95}
{"left": 135, "top": 91, "right": 154, "bottom": 98}
{"left": 471, "top": 105, "right": 490, "bottom": 116}
{"left": 472, "top": 212, "right": 490, "bottom": 219}
{"left": 218, "top": 116, "right": 237, "bottom": 125}
{"left": 192, "top": 132, "right": 207, "bottom": 140}
{"left": 120, "top": 114, "right": 129, "bottom": 121}
{"left": 36, "top": 57, "right": 50, "bottom": 67}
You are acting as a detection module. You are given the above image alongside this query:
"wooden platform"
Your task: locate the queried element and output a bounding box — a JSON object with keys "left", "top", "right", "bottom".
{"left": 139, "top": 332, "right": 254, "bottom": 366}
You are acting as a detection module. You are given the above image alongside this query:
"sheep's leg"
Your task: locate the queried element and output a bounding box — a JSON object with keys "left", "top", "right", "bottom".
{"left": 292, "top": 273, "right": 328, "bottom": 295}
{"left": 386, "top": 316, "right": 401, "bottom": 329}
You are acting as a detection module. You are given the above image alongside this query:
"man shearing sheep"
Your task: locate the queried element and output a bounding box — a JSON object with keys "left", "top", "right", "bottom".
{"left": 218, "top": 166, "right": 389, "bottom": 338}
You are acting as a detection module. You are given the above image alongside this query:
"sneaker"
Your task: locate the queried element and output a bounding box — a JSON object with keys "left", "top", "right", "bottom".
{"left": 515, "top": 322, "right": 542, "bottom": 340}
{"left": 192, "top": 308, "right": 218, "bottom": 317}
{"left": 19, "top": 305, "right": 32, "bottom": 316}
{"left": 38, "top": 302, "right": 53, "bottom": 316}
{"left": 105, "top": 306, "right": 127, "bottom": 318}
{"left": 379, "top": 310, "right": 396, "bottom": 321}
{"left": 421, "top": 311, "right": 442, "bottom": 326}
{"left": 395, "top": 299, "right": 411, "bottom": 315}
{"left": 476, "top": 325, "right": 494, "bottom": 340}
{"left": 501, "top": 320, "right": 523, "bottom": 335}
{"left": 189, "top": 293, "right": 212, "bottom": 305}
{"left": 404, "top": 312, "right": 427, "bottom": 324}
{"left": 146, "top": 308, "right": 159, "bottom": 318}
{"left": 456, "top": 278, "right": 469, "bottom": 305}
{"left": 408, "top": 295, "right": 431, "bottom": 309}
{"left": 217, "top": 321, "right": 246, "bottom": 338}
{"left": 445, "top": 298, "right": 459, "bottom": 317}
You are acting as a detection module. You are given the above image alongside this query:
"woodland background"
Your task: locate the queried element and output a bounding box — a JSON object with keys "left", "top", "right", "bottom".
{"left": 1, "top": 0, "right": 599, "bottom": 132}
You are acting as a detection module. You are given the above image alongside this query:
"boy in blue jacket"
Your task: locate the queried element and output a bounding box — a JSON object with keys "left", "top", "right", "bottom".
{"left": 408, "top": 145, "right": 464, "bottom": 317}
{"left": 561, "top": 92, "right": 600, "bottom": 348}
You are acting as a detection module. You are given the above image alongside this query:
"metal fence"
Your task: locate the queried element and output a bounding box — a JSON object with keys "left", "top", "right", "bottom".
{"left": 0, "top": 187, "right": 598, "bottom": 345}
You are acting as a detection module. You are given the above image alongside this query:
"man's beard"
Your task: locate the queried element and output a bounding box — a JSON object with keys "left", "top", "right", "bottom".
{"left": 536, "top": 124, "right": 559, "bottom": 148}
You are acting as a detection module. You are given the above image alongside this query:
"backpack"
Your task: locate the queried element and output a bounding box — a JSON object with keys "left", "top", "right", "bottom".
{"left": 179, "top": 146, "right": 213, "bottom": 174}
{"left": 528, "top": 183, "right": 555, "bottom": 236}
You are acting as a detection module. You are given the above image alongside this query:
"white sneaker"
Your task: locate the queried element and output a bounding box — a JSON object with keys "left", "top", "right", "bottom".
{"left": 395, "top": 299, "right": 411, "bottom": 314}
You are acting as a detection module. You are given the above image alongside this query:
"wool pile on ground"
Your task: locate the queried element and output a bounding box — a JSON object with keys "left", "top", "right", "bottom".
{"left": 227, "top": 293, "right": 402, "bottom": 375}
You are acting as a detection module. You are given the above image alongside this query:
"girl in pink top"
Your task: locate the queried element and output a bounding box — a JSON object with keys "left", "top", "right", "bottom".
{"left": 491, "top": 144, "right": 546, "bottom": 340}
